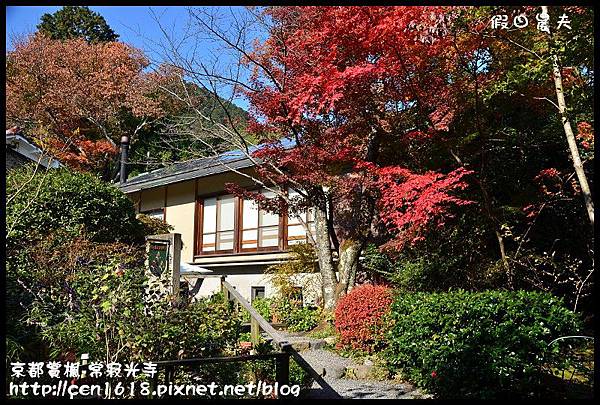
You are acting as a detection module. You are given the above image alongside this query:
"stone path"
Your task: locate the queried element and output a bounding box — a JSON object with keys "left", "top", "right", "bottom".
{"left": 277, "top": 331, "right": 427, "bottom": 399}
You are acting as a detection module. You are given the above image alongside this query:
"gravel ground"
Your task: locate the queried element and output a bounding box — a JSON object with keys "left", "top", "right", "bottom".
{"left": 297, "top": 348, "right": 422, "bottom": 399}
{"left": 297, "top": 347, "right": 355, "bottom": 378}
{"left": 303, "top": 378, "right": 422, "bottom": 399}
{"left": 275, "top": 331, "right": 425, "bottom": 399}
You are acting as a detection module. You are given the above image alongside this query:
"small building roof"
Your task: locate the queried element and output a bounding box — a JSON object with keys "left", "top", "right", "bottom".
{"left": 119, "top": 153, "right": 257, "bottom": 194}
{"left": 118, "top": 138, "right": 296, "bottom": 194}
{"left": 6, "top": 127, "right": 62, "bottom": 169}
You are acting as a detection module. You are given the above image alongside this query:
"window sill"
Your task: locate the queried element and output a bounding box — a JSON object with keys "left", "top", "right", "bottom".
{"left": 193, "top": 249, "right": 289, "bottom": 259}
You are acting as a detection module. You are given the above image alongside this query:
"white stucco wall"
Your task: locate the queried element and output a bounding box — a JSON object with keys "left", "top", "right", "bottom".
{"left": 127, "top": 168, "right": 323, "bottom": 306}
{"left": 139, "top": 186, "right": 165, "bottom": 212}
{"left": 182, "top": 270, "right": 322, "bottom": 306}
{"left": 164, "top": 181, "right": 196, "bottom": 262}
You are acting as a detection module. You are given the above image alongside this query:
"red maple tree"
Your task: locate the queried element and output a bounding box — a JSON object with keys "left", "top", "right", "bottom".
{"left": 234, "top": 7, "right": 476, "bottom": 308}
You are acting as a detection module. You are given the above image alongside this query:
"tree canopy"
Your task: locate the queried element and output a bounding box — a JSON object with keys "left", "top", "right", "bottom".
{"left": 162, "top": 5, "right": 593, "bottom": 310}
{"left": 9, "top": 6, "right": 250, "bottom": 179}
{"left": 37, "top": 6, "right": 119, "bottom": 43}
{"left": 6, "top": 5, "right": 593, "bottom": 312}
{"left": 6, "top": 34, "right": 174, "bottom": 176}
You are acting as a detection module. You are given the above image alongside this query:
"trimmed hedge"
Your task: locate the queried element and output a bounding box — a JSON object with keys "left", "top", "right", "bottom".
{"left": 334, "top": 284, "right": 393, "bottom": 353}
{"left": 384, "top": 290, "right": 581, "bottom": 398}
{"left": 7, "top": 166, "right": 141, "bottom": 247}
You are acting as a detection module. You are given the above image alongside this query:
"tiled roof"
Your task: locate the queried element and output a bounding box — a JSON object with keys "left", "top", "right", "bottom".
{"left": 6, "top": 127, "right": 62, "bottom": 169}
{"left": 119, "top": 153, "right": 257, "bottom": 193}
{"left": 119, "top": 138, "right": 296, "bottom": 194}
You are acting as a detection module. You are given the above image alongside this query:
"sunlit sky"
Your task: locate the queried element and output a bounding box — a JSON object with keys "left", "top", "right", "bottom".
{"left": 6, "top": 6, "right": 260, "bottom": 110}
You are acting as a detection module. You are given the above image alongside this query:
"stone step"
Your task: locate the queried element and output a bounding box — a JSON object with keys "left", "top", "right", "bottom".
{"left": 276, "top": 331, "right": 329, "bottom": 351}
{"left": 297, "top": 348, "right": 356, "bottom": 380}
{"left": 290, "top": 346, "right": 424, "bottom": 399}
{"left": 289, "top": 338, "right": 326, "bottom": 351}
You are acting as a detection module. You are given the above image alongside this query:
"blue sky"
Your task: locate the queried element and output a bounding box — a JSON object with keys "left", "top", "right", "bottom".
{"left": 6, "top": 6, "right": 260, "bottom": 110}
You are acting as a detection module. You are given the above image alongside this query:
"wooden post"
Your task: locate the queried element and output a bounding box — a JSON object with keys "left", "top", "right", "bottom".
{"left": 220, "top": 276, "right": 226, "bottom": 296}
{"left": 250, "top": 317, "right": 260, "bottom": 345}
{"left": 151, "top": 372, "right": 158, "bottom": 399}
{"left": 164, "top": 365, "right": 175, "bottom": 397}
{"left": 275, "top": 352, "right": 290, "bottom": 397}
{"left": 221, "top": 280, "right": 288, "bottom": 348}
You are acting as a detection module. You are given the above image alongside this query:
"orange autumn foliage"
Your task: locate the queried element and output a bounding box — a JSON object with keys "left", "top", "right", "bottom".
{"left": 6, "top": 34, "right": 175, "bottom": 172}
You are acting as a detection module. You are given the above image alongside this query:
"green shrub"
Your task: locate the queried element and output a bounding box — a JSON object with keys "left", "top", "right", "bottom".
{"left": 265, "top": 243, "right": 321, "bottom": 332}
{"left": 238, "top": 297, "right": 273, "bottom": 324}
{"left": 130, "top": 294, "right": 241, "bottom": 361}
{"left": 252, "top": 297, "right": 273, "bottom": 321}
{"left": 272, "top": 297, "right": 320, "bottom": 332}
{"left": 5, "top": 167, "right": 240, "bottom": 367}
{"left": 136, "top": 213, "right": 174, "bottom": 236}
{"left": 290, "top": 358, "right": 313, "bottom": 388}
{"left": 37, "top": 257, "right": 240, "bottom": 362}
{"left": 362, "top": 208, "right": 502, "bottom": 293}
{"left": 362, "top": 243, "right": 397, "bottom": 278}
{"left": 6, "top": 232, "right": 145, "bottom": 362}
{"left": 384, "top": 290, "right": 581, "bottom": 399}
{"left": 7, "top": 166, "right": 142, "bottom": 247}
{"left": 286, "top": 306, "right": 320, "bottom": 332}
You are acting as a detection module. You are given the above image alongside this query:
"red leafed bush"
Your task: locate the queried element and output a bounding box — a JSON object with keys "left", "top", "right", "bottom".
{"left": 334, "top": 284, "right": 393, "bottom": 353}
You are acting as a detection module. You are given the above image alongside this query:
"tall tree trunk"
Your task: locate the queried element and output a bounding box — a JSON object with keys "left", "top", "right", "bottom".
{"left": 335, "top": 240, "right": 362, "bottom": 300}
{"left": 543, "top": 5, "right": 594, "bottom": 226}
{"left": 313, "top": 204, "right": 338, "bottom": 311}
{"left": 347, "top": 263, "right": 357, "bottom": 291}
{"left": 470, "top": 56, "right": 512, "bottom": 275}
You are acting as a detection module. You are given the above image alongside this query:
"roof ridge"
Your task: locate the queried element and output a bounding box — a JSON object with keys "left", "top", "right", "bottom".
{"left": 126, "top": 153, "right": 250, "bottom": 183}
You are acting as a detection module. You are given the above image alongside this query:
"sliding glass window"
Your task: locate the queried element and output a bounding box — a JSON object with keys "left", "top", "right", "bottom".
{"left": 286, "top": 189, "right": 315, "bottom": 245}
{"left": 240, "top": 190, "right": 280, "bottom": 251}
{"left": 201, "top": 194, "right": 236, "bottom": 253}
{"left": 197, "top": 189, "right": 315, "bottom": 255}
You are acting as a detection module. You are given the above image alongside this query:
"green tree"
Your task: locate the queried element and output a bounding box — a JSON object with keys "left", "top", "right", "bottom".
{"left": 359, "top": 6, "right": 593, "bottom": 313}
{"left": 37, "top": 6, "right": 119, "bottom": 43}
{"left": 6, "top": 166, "right": 241, "bottom": 367}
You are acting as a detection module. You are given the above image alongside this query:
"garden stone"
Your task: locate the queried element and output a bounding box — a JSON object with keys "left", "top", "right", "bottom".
{"left": 291, "top": 341, "right": 310, "bottom": 351}
{"left": 324, "top": 336, "right": 337, "bottom": 345}
{"left": 323, "top": 364, "right": 347, "bottom": 379}
{"left": 351, "top": 364, "right": 374, "bottom": 380}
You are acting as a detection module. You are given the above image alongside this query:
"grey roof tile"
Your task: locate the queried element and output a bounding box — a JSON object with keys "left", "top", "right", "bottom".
{"left": 119, "top": 154, "right": 257, "bottom": 193}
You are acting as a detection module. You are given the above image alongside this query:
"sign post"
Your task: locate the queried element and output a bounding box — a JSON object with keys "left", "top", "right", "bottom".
{"left": 145, "top": 233, "right": 182, "bottom": 305}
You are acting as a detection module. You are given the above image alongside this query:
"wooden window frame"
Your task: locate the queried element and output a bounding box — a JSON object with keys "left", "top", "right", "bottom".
{"left": 196, "top": 194, "right": 237, "bottom": 256}
{"left": 286, "top": 208, "right": 315, "bottom": 246}
{"left": 194, "top": 189, "right": 313, "bottom": 257}
{"left": 239, "top": 196, "right": 283, "bottom": 254}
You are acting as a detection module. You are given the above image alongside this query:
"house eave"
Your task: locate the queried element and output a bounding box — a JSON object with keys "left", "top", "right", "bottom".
{"left": 119, "top": 157, "right": 256, "bottom": 194}
{"left": 6, "top": 134, "right": 61, "bottom": 169}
